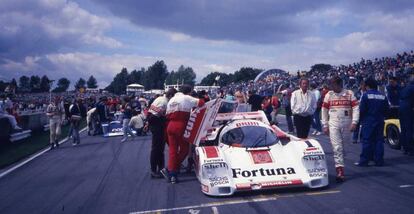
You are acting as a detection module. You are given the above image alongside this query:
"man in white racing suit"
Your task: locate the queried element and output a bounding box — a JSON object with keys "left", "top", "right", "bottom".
{"left": 322, "top": 76, "right": 359, "bottom": 182}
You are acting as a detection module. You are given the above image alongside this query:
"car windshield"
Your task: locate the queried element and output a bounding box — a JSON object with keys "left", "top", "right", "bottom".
{"left": 221, "top": 126, "right": 278, "bottom": 148}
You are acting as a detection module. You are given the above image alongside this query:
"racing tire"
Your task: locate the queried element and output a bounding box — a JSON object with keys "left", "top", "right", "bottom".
{"left": 385, "top": 124, "right": 401, "bottom": 150}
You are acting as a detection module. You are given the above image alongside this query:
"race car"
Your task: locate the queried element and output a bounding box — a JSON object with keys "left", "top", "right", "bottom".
{"left": 184, "top": 99, "right": 329, "bottom": 196}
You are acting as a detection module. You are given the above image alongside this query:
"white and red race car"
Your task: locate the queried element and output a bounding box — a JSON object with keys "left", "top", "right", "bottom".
{"left": 184, "top": 99, "right": 329, "bottom": 196}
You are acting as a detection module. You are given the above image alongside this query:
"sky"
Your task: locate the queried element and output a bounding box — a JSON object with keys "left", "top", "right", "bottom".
{"left": 1, "top": 0, "right": 414, "bottom": 88}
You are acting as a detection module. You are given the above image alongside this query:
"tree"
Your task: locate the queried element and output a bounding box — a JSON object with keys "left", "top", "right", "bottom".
{"left": 144, "top": 61, "right": 168, "bottom": 90}
{"left": 19, "top": 76, "right": 30, "bottom": 92}
{"left": 0, "top": 81, "right": 6, "bottom": 92}
{"left": 128, "top": 68, "right": 145, "bottom": 85}
{"left": 233, "top": 67, "right": 262, "bottom": 83}
{"left": 74, "top": 78, "right": 86, "bottom": 90}
{"left": 29, "top": 75, "right": 41, "bottom": 92}
{"left": 40, "top": 75, "right": 51, "bottom": 92}
{"left": 105, "top": 67, "right": 129, "bottom": 94}
{"left": 166, "top": 65, "right": 196, "bottom": 86}
{"left": 87, "top": 75, "right": 98, "bottom": 88}
{"left": 200, "top": 72, "right": 232, "bottom": 86}
{"left": 310, "top": 64, "right": 332, "bottom": 73}
{"left": 52, "top": 78, "right": 70, "bottom": 92}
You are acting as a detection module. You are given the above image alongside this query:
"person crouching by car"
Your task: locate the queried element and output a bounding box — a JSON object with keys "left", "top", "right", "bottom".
{"left": 161, "top": 85, "right": 204, "bottom": 184}
{"left": 147, "top": 88, "right": 177, "bottom": 178}
{"left": 47, "top": 96, "right": 65, "bottom": 149}
{"left": 129, "top": 109, "right": 146, "bottom": 136}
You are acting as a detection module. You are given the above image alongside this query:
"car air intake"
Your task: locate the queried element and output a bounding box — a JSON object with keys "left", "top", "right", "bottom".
{"left": 311, "top": 179, "right": 322, "bottom": 187}
{"left": 218, "top": 187, "right": 231, "bottom": 194}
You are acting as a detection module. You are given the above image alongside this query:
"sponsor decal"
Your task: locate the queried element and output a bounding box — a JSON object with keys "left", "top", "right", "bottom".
{"left": 201, "top": 184, "right": 209, "bottom": 192}
{"left": 303, "top": 150, "right": 324, "bottom": 155}
{"left": 309, "top": 173, "right": 327, "bottom": 178}
{"left": 307, "top": 168, "right": 326, "bottom": 173}
{"left": 250, "top": 150, "right": 273, "bottom": 164}
{"left": 204, "top": 159, "right": 224, "bottom": 163}
{"left": 232, "top": 167, "right": 296, "bottom": 178}
{"left": 303, "top": 155, "right": 325, "bottom": 161}
{"left": 235, "top": 121, "right": 260, "bottom": 127}
{"left": 209, "top": 176, "right": 230, "bottom": 187}
{"left": 184, "top": 108, "right": 205, "bottom": 142}
{"left": 203, "top": 162, "right": 227, "bottom": 170}
{"left": 111, "top": 128, "right": 123, "bottom": 132}
{"left": 307, "top": 168, "right": 327, "bottom": 178}
{"left": 203, "top": 146, "right": 219, "bottom": 158}
{"left": 236, "top": 179, "right": 303, "bottom": 190}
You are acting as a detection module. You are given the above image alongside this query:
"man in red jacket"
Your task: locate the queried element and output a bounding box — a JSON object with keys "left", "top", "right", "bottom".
{"left": 161, "top": 85, "right": 204, "bottom": 184}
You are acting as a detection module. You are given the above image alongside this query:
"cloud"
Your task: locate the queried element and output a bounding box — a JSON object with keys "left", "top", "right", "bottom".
{"left": 0, "top": 0, "right": 121, "bottom": 61}
{"left": 89, "top": 0, "right": 335, "bottom": 44}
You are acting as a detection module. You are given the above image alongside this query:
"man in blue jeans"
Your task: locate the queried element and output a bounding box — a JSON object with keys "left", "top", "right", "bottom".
{"left": 310, "top": 83, "right": 322, "bottom": 135}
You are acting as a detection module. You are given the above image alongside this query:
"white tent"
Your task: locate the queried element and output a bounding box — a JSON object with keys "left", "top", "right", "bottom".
{"left": 126, "top": 84, "right": 145, "bottom": 94}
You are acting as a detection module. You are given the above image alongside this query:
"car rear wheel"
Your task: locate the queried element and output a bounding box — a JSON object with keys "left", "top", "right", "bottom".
{"left": 385, "top": 125, "right": 401, "bottom": 150}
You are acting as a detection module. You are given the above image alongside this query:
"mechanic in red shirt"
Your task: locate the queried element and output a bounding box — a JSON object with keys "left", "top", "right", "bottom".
{"left": 161, "top": 85, "right": 205, "bottom": 183}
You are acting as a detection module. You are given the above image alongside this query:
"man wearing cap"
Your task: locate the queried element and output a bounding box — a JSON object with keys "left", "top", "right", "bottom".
{"left": 161, "top": 85, "right": 204, "bottom": 184}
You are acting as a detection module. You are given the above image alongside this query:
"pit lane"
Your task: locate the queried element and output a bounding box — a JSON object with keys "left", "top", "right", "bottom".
{"left": 0, "top": 116, "right": 413, "bottom": 214}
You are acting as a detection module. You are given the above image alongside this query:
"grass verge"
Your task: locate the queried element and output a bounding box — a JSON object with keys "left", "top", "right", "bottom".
{"left": 0, "top": 120, "right": 86, "bottom": 169}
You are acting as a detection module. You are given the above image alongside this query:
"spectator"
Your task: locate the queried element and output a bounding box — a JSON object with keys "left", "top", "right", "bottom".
{"left": 322, "top": 76, "right": 359, "bottom": 182}
{"left": 96, "top": 96, "right": 109, "bottom": 134}
{"left": 129, "top": 110, "right": 146, "bottom": 136}
{"left": 247, "top": 90, "right": 263, "bottom": 111}
{"left": 280, "top": 84, "right": 294, "bottom": 133}
{"left": 225, "top": 90, "right": 236, "bottom": 101}
{"left": 69, "top": 98, "right": 83, "bottom": 146}
{"left": 270, "top": 93, "right": 280, "bottom": 125}
{"left": 310, "top": 83, "right": 322, "bottom": 135}
{"left": 356, "top": 78, "right": 389, "bottom": 166}
{"left": 120, "top": 96, "right": 135, "bottom": 143}
{"left": 86, "top": 107, "right": 98, "bottom": 136}
{"left": 0, "top": 95, "right": 22, "bottom": 131}
{"left": 398, "top": 71, "right": 414, "bottom": 156}
{"left": 46, "top": 96, "right": 65, "bottom": 149}
{"left": 235, "top": 91, "right": 247, "bottom": 104}
{"left": 290, "top": 78, "right": 317, "bottom": 138}
{"left": 386, "top": 76, "right": 401, "bottom": 119}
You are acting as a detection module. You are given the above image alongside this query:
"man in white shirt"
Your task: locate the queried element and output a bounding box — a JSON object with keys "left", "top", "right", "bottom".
{"left": 290, "top": 78, "right": 317, "bottom": 138}
{"left": 161, "top": 85, "right": 204, "bottom": 184}
{"left": 147, "top": 88, "right": 177, "bottom": 178}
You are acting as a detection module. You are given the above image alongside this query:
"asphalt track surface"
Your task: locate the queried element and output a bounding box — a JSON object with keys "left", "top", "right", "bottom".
{"left": 1, "top": 116, "right": 413, "bottom": 214}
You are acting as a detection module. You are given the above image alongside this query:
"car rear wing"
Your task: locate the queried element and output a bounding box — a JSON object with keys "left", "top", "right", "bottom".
{"left": 184, "top": 98, "right": 271, "bottom": 146}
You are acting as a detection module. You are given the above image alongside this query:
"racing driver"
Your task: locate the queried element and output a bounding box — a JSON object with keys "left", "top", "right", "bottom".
{"left": 161, "top": 85, "right": 205, "bottom": 184}
{"left": 322, "top": 76, "right": 359, "bottom": 182}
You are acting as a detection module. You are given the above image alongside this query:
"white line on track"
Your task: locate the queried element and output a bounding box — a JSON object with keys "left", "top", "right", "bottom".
{"left": 129, "top": 190, "right": 340, "bottom": 214}
{"left": 0, "top": 127, "right": 87, "bottom": 179}
{"left": 211, "top": 206, "right": 219, "bottom": 214}
{"left": 399, "top": 184, "right": 414, "bottom": 188}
